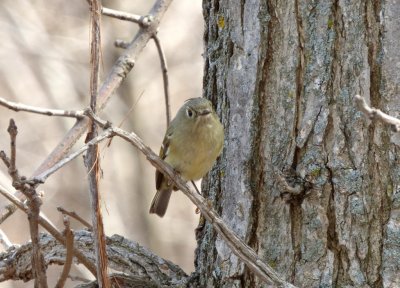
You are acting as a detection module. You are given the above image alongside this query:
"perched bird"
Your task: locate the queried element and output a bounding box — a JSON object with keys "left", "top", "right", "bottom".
{"left": 149, "top": 97, "right": 224, "bottom": 217}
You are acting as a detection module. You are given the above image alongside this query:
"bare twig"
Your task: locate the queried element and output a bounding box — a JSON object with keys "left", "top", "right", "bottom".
{"left": 114, "top": 36, "right": 173, "bottom": 128}
{"left": 55, "top": 216, "right": 74, "bottom": 288}
{"left": 0, "top": 97, "right": 84, "bottom": 119}
{"left": 0, "top": 185, "right": 97, "bottom": 276}
{"left": 0, "top": 0, "right": 174, "bottom": 230}
{"left": 153, "top": 35, "right": 171, "bottom": 126}
{"left": 3, "top": 120, "right": 48, "bottom": 288}
{"left": 57, "top": 207, "right": 93, "bottom": 230}
{"left": 86, "top": 114, "right": 296, "bottom": 287}
{"left": 0, "top": 229, "right": 13, "bottom": 250}
{"left": 87, "top": 0, "right": 110, "bottom": 286}
{"left": 354, "top": 94, "right": 400, "bottom": 132}
{"left": 102, "top": 7, "right": 152, "bottom": 27}
{"left": 0, "top": 204, "right": 16, "bottom": 225}
{"left": 33, "top": 130, "right": 112, "bottom": 183}
{"left": 7, "top": 119, "right": 18, "bottom": 181}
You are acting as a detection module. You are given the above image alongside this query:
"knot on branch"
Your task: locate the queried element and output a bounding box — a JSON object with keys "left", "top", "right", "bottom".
{"left": 140, "top": 15, "right": 154, "bottom": 28}
{"left": 114, "top": 55, "right": 136, "bottom": 78}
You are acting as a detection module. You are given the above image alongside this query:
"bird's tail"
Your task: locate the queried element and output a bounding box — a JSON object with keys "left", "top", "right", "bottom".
{"left": 149, "top": 189, "right": 172, "bottom": 217}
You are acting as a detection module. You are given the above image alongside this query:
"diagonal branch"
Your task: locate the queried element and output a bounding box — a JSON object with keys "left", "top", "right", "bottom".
{"left": 85, "top": 113, "right": 297, "bottom": 288}
{"left": 33, "top": 129, "right": 112, "bottom": 183}
{"left": 0, "top": 184, "right": 97, "bottom": 276}
{"left": 0, "top": 0, "right": 174, "bottom": 224}
{"left": 57, "top": 206, "right": 93, "bottom": 230}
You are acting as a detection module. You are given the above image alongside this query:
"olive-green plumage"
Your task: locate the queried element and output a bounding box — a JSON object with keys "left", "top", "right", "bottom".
{"left": 149, "top": 98, "right": 224, "bottom": 217}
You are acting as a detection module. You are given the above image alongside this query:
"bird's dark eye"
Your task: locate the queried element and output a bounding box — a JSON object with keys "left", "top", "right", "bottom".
{"left": 186, "top": 108, "right": 194, "bottom": 118}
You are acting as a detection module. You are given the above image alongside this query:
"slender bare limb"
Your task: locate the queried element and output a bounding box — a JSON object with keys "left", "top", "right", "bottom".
{"left": 0, "top": 204, "right": 16, "bottom": 225}
{"left": 33, "top": 130, "right": 112, "bottom": 183}
{"left": 86, "top": 114, "right": 297, "bottom": 287}
{"left": 153, "top": 35, "right": 171, "bottom": 126}
{"left": 0, "top": 0, "right": 174, "bottom": 229}
{"left": 102, "top": 7, "right": 152, "bottom": 27}
{"left": 3, "top": 120, "right": 48, "bottom": 287}
{"left": 57, "top": 207, "right": 93, "bottom": 230}
{"left": 7, "top": 119, "right": 18, "bottom": 181}
{"left": 55, "top": 216, "right": 74, "bottom": 288}
{"left": 354, "top": 94, "right": 400, "bottom": 132}
{"left": 0, "top": 97, "right": 84, "bottom": 119}
{"left": 87, "top": 1, "right": 110, "bottom": 286}
{"left": 0, "top": 185, "right": 97, "bottom": 276}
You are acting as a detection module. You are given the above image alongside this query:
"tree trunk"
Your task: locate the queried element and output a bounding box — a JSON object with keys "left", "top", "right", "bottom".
{"left": 196, "top": 1, "right": 400, "bottom": 287}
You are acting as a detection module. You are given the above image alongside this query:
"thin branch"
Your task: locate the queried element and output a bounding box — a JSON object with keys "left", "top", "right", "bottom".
{"left": 153, "top": 35, "right": 171, "bottom": 126}
{"left": 114, "top": 35, "right": 172, "bottom": 128}
{"left": 0, "top": 185, "right": 97, "bottom": 276}
{"left": 0, "top": 97, "right": 84, "bottom": 119}
{"left": 354, "top": 94, "right": 400, "bottom": 132}
{"left": 7, "top": 119, "right": 18, "bottom": 181}
{"left": 2, "top": 120, "right": 48, "bottom": 287}
{"left": 33, "top": 130, "right": 112, "bottom": 183}
{"left": 87, "top": 0, "right": 110, "bottom": 286}
{"left": 87, "top": 114, "right": 297, "bottom": 287}
{"left": 0, "top": 0, "right": 174, "bottom": 230}
{"left": 57, "top": 207, "right": 93, "bottom": 230}
{"left": 102, "top": 7, "right": 152, "bottom": 27}
{"left": 0, "top": 203, "right": 16, "bottom": 225}
{"left": 55, "top": 216, "right": 74, "bottom": 288}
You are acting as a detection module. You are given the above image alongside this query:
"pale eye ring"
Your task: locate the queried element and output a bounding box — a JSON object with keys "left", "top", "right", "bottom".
{"left": 186, "top": 108, "right": 194, "bottom": 118}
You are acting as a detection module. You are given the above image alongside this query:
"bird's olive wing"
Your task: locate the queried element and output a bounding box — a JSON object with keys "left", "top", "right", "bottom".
{"left": 155, "top": 132, "right": 171, "bottom": 190}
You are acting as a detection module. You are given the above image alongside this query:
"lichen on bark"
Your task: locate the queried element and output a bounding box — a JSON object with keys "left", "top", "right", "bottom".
{"left": 196, "top": 0, "right": 400, "bottom": 287}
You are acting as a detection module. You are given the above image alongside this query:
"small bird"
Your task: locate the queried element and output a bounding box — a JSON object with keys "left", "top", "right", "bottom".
{"left": 149, "top": 98, "right": 224, "bottom": 217}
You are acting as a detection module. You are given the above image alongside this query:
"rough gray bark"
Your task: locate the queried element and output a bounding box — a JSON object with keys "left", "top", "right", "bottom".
{"left": 0, "top": 231, "right": 188, "bottom": 287}
{"left": 196, "top": 0, "right": 400, "bottom": 287}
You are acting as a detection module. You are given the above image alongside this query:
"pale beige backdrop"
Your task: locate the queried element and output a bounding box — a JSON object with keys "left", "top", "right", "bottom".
{"left": 0, "top": 1, "right": 203, "bottom": 287}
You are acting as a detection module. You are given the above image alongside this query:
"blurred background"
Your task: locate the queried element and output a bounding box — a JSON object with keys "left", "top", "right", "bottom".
{"left": 0, "top": 0, "right": 203, "bottom": 286}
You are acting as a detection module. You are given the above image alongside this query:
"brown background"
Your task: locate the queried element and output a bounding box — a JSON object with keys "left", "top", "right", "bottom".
{"left": 0, "top": 1, "right": 203, "bottom": 286}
